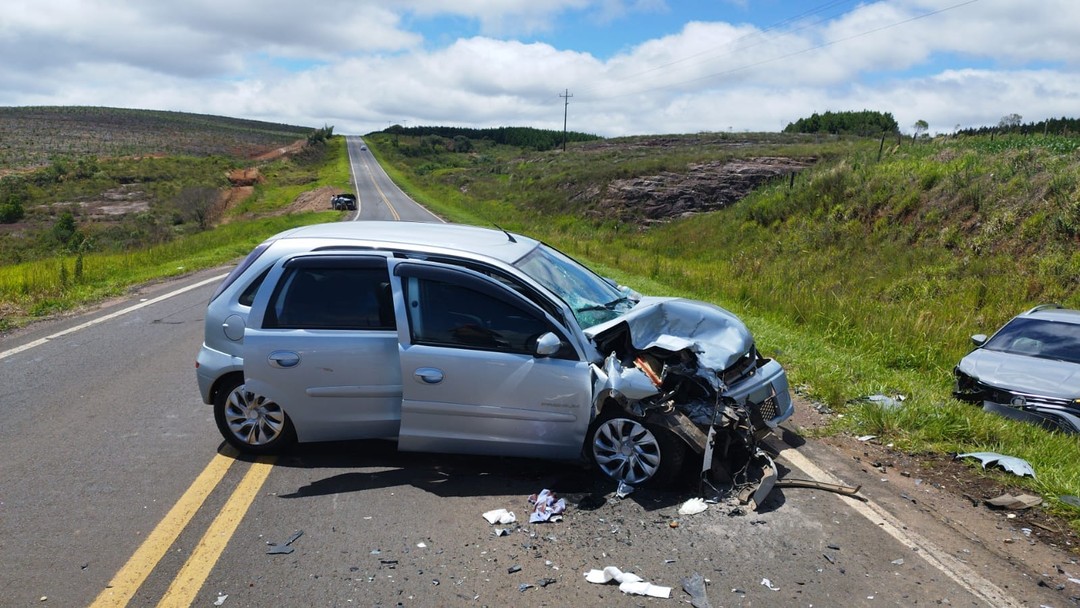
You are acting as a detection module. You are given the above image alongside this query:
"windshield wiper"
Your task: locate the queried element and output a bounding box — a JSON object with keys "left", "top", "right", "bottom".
{"left": 576, "top": 296, "right": 634, "bottom": 313}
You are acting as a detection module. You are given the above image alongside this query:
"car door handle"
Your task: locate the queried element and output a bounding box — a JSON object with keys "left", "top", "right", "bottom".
{"left": 268, "top": 351, "right": 300, "bottom": 369}
{"left": 414, "top": 367, "right": 444, "bottom": 384}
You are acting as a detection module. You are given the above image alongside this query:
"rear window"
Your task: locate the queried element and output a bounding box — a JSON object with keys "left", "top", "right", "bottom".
{"left": 265, "top": 265, "right": 395, "bottom": 330}
{"left": 209, "top": 242, "right": 273, "bottom": 303}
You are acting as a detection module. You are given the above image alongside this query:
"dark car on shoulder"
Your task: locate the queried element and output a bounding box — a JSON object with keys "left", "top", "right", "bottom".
{"left": 954, "top": 304, "right": 1080, "bottom": 433}
{"left": 331, "top": 193, "right": 357, "bottom": 211}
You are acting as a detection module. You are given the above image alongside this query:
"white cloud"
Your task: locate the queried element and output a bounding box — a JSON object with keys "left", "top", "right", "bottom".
{"left": 1, "top": 0, "right": 1079, "bottom": 137}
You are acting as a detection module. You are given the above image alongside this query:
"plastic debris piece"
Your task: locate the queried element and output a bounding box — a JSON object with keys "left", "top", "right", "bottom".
{"left": 857, "top": 435, "right": 877, "bottom": 442}
{"left": 678, "top": 498, "right": 709, "bottom": 516}
{"left": 986, "top": 493, "right": 1043, "bottom": 510}
{"left": 519, "top": 583, "right": 534, "bottom": 592}
{"left": 483, "top": 509, "right": 517, "bottom": 525}
{"left": 616, "top": 481, "right": 634, "bottom": 499}
{"left": 957, "top": 452, "right": 1036, "bottom": 478}
{"left": 528, "top": 489, "right": 567, "bottom": 523}
{"left": 214, "top": 594, "right": 228, "bottom": 606}
{"left": 537, "top": 577, "right": 557, "bottom": 587}
{"left": 865, "top": 394, "right": 905, "bottom": 409}
{"left": 266, "top": 530, "right": 303, "bottom": 555}
{"left": 508, "top": 565, "right": 522, "bottom": 574}
{"left": 1062, "top": 495, "right": 1080, "bottom": 509}
{"left": 416, "top": 542, "right": 427, "bottom": 548}
{"left": 681, "top": 572, "right": 712, "bottom": 608}
{"left": 891, "top": 559, "right": 904, "bottom": 566}
{"left": 760, "top": 578, "right": 780, "bottom": 591}
{"left": 494, "top": 528, "right": 510, "bottom": 537}
{"left": 585, "top": 566, "right": 672, "bottom": 598}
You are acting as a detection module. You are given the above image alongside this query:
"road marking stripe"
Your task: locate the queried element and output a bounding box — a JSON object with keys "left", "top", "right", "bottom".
{"left": 89, "top": 450, "right": 237, "bottom": 607}
{"left": 157, "top": 455, "right": 276, "bottom": 607}
{"left": 0, "top": 273, "right": 226, "bottom": 361}
{"left": 776, "top": 444, "right": 1020, "bottom": 608}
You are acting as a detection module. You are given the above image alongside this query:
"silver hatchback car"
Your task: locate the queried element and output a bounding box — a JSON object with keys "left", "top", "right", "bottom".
{"left": 196, "top": 221, "right": 793, "bottom": 486}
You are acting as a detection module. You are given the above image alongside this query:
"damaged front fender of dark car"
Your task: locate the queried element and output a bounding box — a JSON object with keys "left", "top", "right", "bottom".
{"left": 585, "top": 297, "right": 794, "bottom": 490}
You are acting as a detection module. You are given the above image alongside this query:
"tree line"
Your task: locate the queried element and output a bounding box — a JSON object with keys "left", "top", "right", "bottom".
{"left": 380, "top": 125, "right": 601, "bottom": 151}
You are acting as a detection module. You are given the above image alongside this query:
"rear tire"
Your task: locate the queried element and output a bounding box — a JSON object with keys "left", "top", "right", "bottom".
{"left": 588, "top": 409, "right": 686, "bottom": 487}
{"left": 213, "top": 376, "right": 296, "bottom": 454}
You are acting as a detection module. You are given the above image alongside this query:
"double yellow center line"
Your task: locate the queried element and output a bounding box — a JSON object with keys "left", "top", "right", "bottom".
{"left": 90, "top": 450, "right": 275, "bottom": 607}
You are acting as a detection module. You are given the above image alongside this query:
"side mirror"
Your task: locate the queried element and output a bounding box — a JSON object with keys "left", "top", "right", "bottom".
{"left": 534, "top": 332, "right": 563, "bottom": 357}
{"left": 970, "top": 334, "right": 987, "bottom": 347}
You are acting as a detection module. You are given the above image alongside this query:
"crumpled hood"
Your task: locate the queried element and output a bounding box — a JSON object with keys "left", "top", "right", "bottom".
{"left": 958, "top": 348, "right": 1080, "bottom": 398}
{"left": 585, "top": 296, "right": 753, "bottom": 372}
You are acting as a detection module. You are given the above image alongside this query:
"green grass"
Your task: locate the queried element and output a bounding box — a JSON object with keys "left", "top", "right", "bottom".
{"left": 365, "top": 131, "right": 1080, "bottom": 526}
{"left": 0, "top": 212, "right": 334, "bottom": 328}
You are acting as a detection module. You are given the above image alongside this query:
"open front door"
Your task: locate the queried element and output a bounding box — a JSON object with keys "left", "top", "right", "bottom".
{"left": 393, "top": 262, "right": 592, "bottom": 460}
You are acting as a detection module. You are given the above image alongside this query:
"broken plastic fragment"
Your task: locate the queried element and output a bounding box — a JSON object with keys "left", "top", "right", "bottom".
{"left": 857, "top": 435, "right": 877, "bottom": 442}
{"left": 760, "top": 578, "right": 780, "bottom": 591}
{"left": 986, "top": 493, "right": 1042, "bottom": 510}
{"left": 863, "top": 394, "right": 905, "bottom": 409}
{"left": 615, "top": 481, "right": 634, "bottom": 499}
{"left": 681, "top": 572, "right": 712, "bottom": 608}
{"left": 483, "top": 509, "right": 517, "bottom": 524}
{"left": 266, "top": 530, "right": 303, "bottom": 555}
{"left": 213, "top": 594, "right": 228, "bottom": 606}
{"left": 493, "top": 528, "right": 509, "bottom": 537}
{"left": 1061, "top": 495, "right": 1080, "bottom": 509}
{"left": 585, "top": 566, "right": 672, "bottom": 598}
{"left": 678, "top": 498, "right": 709, "bottom": 516}
{"left": 957, "top": 452, "right": 1036, "bottom": 478}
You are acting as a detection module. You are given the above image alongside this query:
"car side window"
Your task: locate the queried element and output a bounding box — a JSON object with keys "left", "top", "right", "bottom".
{"left": 265, "top": 265, "right": 395, "bottom": 330}
{"left": 405, "top": 276, "right": 555, "bottom": 355}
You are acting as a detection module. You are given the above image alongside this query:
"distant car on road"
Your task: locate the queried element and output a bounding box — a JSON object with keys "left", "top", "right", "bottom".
{"left": 330, "top": 193, "right": 357, "bottom": 211}
{"left": 954, "top": 304, "right": 1080, "bottom": 432}
{"left": 195, "top": 221, "right": 793, "bottom": 487}
{"left": 360, "top": 145, "right": 367, "bottom": 151}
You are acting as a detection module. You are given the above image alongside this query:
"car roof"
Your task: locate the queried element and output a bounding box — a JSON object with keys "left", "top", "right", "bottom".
{"left": 1020, "top": 304, "right": 1080, "bottom": 325}
{"left": 270, "top": 221, "right": 540, "bottom": 265}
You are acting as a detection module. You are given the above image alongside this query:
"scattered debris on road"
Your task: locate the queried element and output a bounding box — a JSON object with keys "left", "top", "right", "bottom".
{"left": 266, "top": 530, "right": 303, "bottom": 555}
{"left": 585, "top": 566, "right": 672, "bottom": 598}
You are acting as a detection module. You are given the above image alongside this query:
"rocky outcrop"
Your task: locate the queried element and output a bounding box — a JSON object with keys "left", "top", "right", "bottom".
{"left": 596, "top": 157, "right": 814, "bottom": 223}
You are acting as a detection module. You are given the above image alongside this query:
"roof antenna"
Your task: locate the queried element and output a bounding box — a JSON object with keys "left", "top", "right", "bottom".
{"left": 492, "top": 223, "right": 517, "bottom": 243}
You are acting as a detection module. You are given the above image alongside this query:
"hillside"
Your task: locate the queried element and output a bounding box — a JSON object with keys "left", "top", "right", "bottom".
{"left": 0, "top": 106, "right": 315, "bottom": 173}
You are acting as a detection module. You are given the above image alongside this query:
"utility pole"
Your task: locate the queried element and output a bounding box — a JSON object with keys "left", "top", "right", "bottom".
{"left": 560, "top": 89, "right": 573, "bottom": 151}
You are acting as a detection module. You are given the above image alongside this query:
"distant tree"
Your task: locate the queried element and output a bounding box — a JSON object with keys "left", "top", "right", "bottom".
{"left": 913, "top": 119, "right": 929, "bottom": 142}
{"left": 784, "top": 110, "right": 899, "bottom": 136}
{"left": 998, "top": 113, "right": 1022, "bottom": 131}
{"left": 173, "top": 186, "right": 220, "bottom": 229}
{"left": 51, "top": 211, "right": 84, "bottom": 252}
{"left": 452, "top": 135, "right": 473, "bottom": 153}
{"left": 0, "top": 175, "right": 28, "bottom": 223}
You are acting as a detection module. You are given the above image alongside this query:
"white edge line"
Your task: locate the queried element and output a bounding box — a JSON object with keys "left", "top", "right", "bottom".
{"left": 776, "top": 444, "right": 1021, "bottom": 607}
{"left": 0, "top": 273, "right": 227, "bottom": 361}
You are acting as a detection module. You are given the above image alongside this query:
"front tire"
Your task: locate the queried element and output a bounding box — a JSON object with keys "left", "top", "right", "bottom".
{"left": 589, "top": 409, "right": 685, "bottom": 487}
{"left": 213, "top": 376, "right": 296, "bottom": 454}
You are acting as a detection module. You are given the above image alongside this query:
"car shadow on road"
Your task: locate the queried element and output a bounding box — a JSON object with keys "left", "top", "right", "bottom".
{"left": 229, "top": 438, "right": 687, "bottom": 511}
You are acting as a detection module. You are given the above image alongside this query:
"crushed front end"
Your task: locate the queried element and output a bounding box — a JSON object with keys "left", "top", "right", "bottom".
{"left": 588, "top": 298, "right": 794, "bottom": 490}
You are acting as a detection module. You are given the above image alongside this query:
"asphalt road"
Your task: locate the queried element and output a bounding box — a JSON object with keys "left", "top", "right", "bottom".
{"left": 345, "top": 135, "right": 442, "bottom": 223}
{"left": 0, "top": 142, "right": 1061, "bottom": 607}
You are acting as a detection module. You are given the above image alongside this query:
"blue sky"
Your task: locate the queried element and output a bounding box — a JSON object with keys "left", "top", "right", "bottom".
{"left": 2, "top": 1, "right": 1079, "bottom": 137}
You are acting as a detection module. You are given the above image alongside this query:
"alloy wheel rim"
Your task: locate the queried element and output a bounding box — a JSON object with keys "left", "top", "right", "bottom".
{"left": 223, "top": 387, "right": 286, "bottom": 446}
{"left": 592, "top": 418, "right": 661, "bottom": 485}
